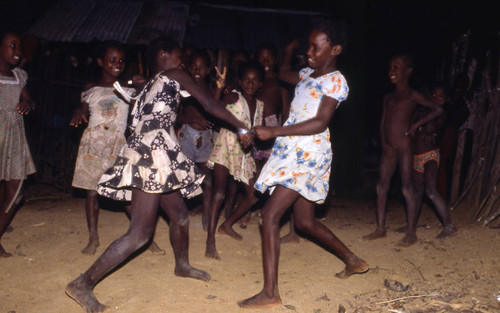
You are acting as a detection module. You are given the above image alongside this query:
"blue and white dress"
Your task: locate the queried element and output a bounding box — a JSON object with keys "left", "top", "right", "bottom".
{"left": 254, "top": 68, "right": 348, "bottom": 204}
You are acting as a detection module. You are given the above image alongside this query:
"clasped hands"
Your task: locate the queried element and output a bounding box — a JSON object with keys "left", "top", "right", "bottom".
{"left": 237, "top": 125, "right": 275, "bottom": 148}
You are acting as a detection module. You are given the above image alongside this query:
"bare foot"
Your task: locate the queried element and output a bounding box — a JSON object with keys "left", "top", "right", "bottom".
{"left": 66, "top": 274, "right": 108, "bottom": 313}
{"left": 280, "top": 233, "right": 300, "bottom": 244}
{"left": 0, "top": 245, "right": 12, "bottom": 258}
{"left": 335, "top": 256, "right": 369, "bottom": 279}
{"left": 238, "top": 291, "right": 282, "bottom": 309}
{"left": 147, "top": 241, "right": 166, "bottom": 255}
{"left": 362, "top": 229, "right": 387, "bottom": 240}
{"left": 81, "top": 238, "right": 99, "bottom": 255}
{"left": 205, "top": 243, "right": 220, "bottom": 260}
{"left": 437, "top": 224, "right": 457, "bottom": 239}
{"left": 174, "top": 264, "right": 211, "bottom": 282}
{"left": 238, "top": 213, "right": 252, "bottom": 229}
{"left": 218, "top": 224, "right": 243, "bottom": 241}
{"left": 398, "top": 233, "right": 418, "bottom": 247}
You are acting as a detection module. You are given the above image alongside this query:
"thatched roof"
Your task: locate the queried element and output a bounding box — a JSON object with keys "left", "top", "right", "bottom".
{"left": 26, "top": 0, "right": 326, "bottom": 51}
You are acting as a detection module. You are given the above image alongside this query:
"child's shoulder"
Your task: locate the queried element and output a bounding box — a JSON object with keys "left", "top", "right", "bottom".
{"left": 222, "top": 91, "right": 239, "bottom": 105}
{"left": 12, "top": 67, "right": 28, "bottom": 85}
{"left": 83, "top": 82, "right": 100, "bottom": 92}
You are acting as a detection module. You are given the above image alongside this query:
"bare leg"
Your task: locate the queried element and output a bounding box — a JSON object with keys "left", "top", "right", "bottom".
{"left": 238, "top": 186, "right": 299, "bottom": 309}
{"left": 200, "top": 163, "right": 213, "bottom": 231}
{"left": 66, "top": 189, "right": 160, "bottom": 312}
{"left": 423, "top": 162, "right": 457, "bottom": 238}
{"left": 81, "top": 191, "right": 100, "bottom": 255}
{"left": 219, "top": 178, "right": 259, "bottom": 240}
{"left": 291, "top": 197, "right": 369, "bottom": 278}
{"left": 0, "top": 179, "right": 23, "bottom": 258}
{"left": 223, "top": 177, "right": 239, "bottom": 219}
{"left": 205, "top": 164, "right": 229, "bottom": 259}
{"left": 123, "top": 205, "right": 165, "bottom": 255}
{"left": 280, "top": 214, "right": 300, "bottom": 244}
{"left": 398, "top": 148, "right": 418, "bottom": 247}
{"left": 397, "top": 168, "right": 425, "bottom": 233}
{"left": 159, "top": 192, "right": 210, "bottom": 281}
{"left": 363, "top": 153, "right": 398, "bottom": 240}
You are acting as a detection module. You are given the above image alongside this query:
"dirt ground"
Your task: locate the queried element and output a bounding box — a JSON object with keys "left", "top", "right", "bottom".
{"left": 1, "top": 184, "right": 499, "bottom": 313}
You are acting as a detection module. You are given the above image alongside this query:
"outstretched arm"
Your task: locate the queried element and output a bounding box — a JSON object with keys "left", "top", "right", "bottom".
{"left": 407, "top": 91, "right": 443, "bottom": 136}
{"left": 168, "top": 68, "right": 252, "bottom": 145}
{"left": 253, "top": 95, "right": 338, "bottom": 140}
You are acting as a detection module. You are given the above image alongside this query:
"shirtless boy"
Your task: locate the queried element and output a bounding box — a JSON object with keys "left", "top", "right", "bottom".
{"left": 363, "top": 54, "right": 443, "bottom": 246}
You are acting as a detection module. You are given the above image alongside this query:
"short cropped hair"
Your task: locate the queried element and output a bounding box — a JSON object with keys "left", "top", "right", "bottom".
{"left": 391, "top": 53, "right": 414, "bottom": 69}
{"left": 237, "top": 61, "right": 265, "bottom": 81}
{"left": 313, "top": 18, "right": 348, "bottom": 47}
{"left": 147, "top": 36, "right": 180, "bottom": 67}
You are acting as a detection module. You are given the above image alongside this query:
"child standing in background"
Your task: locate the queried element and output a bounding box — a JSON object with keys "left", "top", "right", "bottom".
{"left": 177, "top": 50, "right": 220, "bottom": 230}
{"left": 409, "top": 84, "right": 457, "bottom": 238}
{"left": 0, "top": 30, "right": 36, "bottom": 257}
{"left": 70, "top": 41, "right": 164, "bottom": 255}
{"left": 363, "top": 54, "right": 443, "bottom": 246}
{"left": 205, "top": 61, "right": 265, "bottom": 260}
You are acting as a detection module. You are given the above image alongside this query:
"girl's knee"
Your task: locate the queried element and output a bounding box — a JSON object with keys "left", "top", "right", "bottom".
{"left": 294, "top": 219, "right": 314, "bottom": 233}
{"left": 401, "top": 185, "right": 415, "bottom": 200}
{"left": 212, "top": 190, "right": 226, "bottom": 204}
{"left": 376, "top": 183, "right": 389, "bottom": 195}
{"left": 425, "top": 187, "right": 438, "bottom": 199}
{"left": 123, "top": 231, "right": 153, "bottom": 251}
{"left": 261, "top": 209, "right": 281, "bottom": 225}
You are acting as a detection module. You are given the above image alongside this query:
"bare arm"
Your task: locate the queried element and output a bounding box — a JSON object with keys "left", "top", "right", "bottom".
{"left": 176, "top": 104, "right": 214, "bottom": 130}
{"left": 278, "top": 40, "right": 301, "bottom": 86}
{"left": 407, "top": 91, "right": 444, "bottom": 136}
{"left": 70, "top": 82, "right": 94, "bottom": 127}
{"left": 253, "top": 95, "right": 338, "bottom": 140}
{"left": 213, "top": 65, "right": 226, "bottom": 101}
{"left": 167, "top": 69, "right": 252, "bottom": 146}
{"left": 380, "top": 94, "right": 389, "bottom": 148}
{"left": 280, "top": 87, "right": 290, "bottom": 124}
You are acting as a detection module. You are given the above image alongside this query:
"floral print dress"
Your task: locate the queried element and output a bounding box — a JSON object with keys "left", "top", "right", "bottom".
{"left": 72, "top": 86, "right": 133, "bottom": 190}
{"left": 208, "top": 91, "right": 263, "bottom": 185}
{"left": 97, "top": 73, "right": 204, "bottom": 201}
{"left": 254, "top": 68, "right": 349, "bottom": 203}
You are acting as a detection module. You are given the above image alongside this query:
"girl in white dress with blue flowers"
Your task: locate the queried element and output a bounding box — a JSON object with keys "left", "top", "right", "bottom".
{"left": 239, "top": 20, "right": 369, "bottom": 309}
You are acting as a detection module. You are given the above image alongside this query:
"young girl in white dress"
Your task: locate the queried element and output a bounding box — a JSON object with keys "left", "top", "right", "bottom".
{"left": 239, "top": 20, "right": 369, "bottom": 309}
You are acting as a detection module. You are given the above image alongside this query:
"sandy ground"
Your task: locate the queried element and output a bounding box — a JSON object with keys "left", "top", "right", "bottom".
{"left": 1, "top": 185, "right": 499, "bottom": 313}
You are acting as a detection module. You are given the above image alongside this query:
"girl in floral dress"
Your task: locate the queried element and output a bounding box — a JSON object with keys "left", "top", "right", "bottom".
{"left": 239, "top": 20, "right": 369, "bottom": 309}
{"left": 205, "top": 61, "right": 265, "bottom": 260}
{"left": 0, "top": 31, "right": 36, "bottom": 257}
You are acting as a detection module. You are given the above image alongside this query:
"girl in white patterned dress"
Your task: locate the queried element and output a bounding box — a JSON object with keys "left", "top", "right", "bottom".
{"left": 70, "top": 41, "right": 164, "bottom": 255}
{"left": 0, "top": 31, "right": 36, "bottom": 257}
{"left": 239, "top": 20, "right": 369, "bottom": 309}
